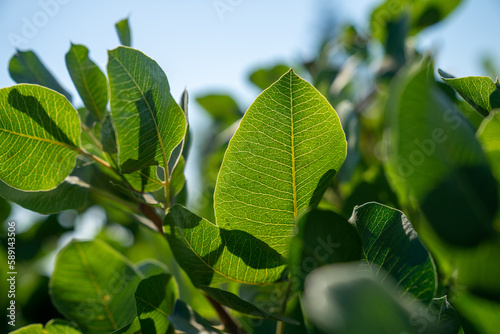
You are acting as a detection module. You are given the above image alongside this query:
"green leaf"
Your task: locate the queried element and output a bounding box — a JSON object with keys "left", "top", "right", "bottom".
{"left": 477, "top": 110, "right": 500, "bottom": 179}
{"left": 288, "top": 209, "right": 362, "bottom": 291}
{"left": 9, "top": 50, "right": 72, "bottom": 101}
{"left": 196, "top": 94, "right": 241, "bottom": 126}
{"left": 11, "top": 320, "right": 82, "bottom": 334}
{"left": 170, "top": 155, "right": 185, "bottom": 197}
{"left": 438, "top": 69, "right": 500, "bottom": 117}
{"left": 134, "top": 273, "right": 175, "bottom": 334}
{"left": 249, "top": 64, "right": 290, "bottom": 90}
{"left": 0, "top": 84, "right": 81, "bottom": 191}
{"left": 164, "top": 204, "right": 286, "bottom": 286}
{"left": 107, "top": 47, "right": 187, "bottom": 177}
{"left": 214, "top": 69, "right": 346, "bottom": 256}
{"left": 302, "top": 263, "right": 436, "bottom": 334}
{"left": 453, "top": 292, "right": 500, "bottom": 334}
{"left": 50, "top": 240, "right": 143, "bottom": 334}
{"left": 386, "top": 59, "right": 498, "bottom": 246}
{"left": 350, "top": 202, "right": 437, "bottom": 303}
{"left": 428, "top": 296, "right": 463, "bottom": 334}
{"left": 66, "top": 44, "right": 108, "bottom": 121}
{"left": 168, "top": 300, "right": 223, "bottom": 334}
{"left": 101, "top": 113, "right": 118, "bottom": 154}
{"left": 115, "top": 18, "right": 132, "bottom": 47}
{"left": 111, "top": 317, "right": 141, "bottom": 334}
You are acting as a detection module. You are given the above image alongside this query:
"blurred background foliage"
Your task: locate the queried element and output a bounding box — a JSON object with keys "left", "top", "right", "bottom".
{"left": 1, "top": 0, "right": 500, "bottom": 333}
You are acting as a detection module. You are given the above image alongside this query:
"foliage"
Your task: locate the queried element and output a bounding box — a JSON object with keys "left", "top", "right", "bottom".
{"left": 1, "top": 1, "right": 500, "bottom": 333}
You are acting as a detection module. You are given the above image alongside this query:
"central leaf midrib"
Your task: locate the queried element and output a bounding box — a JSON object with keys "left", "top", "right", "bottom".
{"left": 289, "top": 73, "right": 298, "bottom": 221}
{"left": 0, "top": 127, "right": 77, "bottom": 150}
{"left": 110, "top": 53, "right": 169, "bottom": 182}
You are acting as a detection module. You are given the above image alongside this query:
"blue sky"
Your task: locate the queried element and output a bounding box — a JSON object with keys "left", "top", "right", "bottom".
{"left": 0, "top": 0, "right": 499, "bottom": 228}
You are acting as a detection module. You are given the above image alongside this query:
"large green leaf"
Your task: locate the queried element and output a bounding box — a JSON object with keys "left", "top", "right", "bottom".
{"left": 134, "top": 273, "right": 175, "bottom": 334}
{"left": 439, "top": 69, "right": 500, "bottom": 117}
{"left": 386, "top": 59, "right": 498, "bottom": 246}
{"left": 164, "top": 204, "right": 286, "bottom": 286}
{"left": 168, "top": 300, "right": 223, "bottom": 334}
{"left": 107, "top": 47, "right": 187, "bottom": 177}
{"left": 453, "top": 292, "right": 500, "bottom": 334}
{"left": 9, "top": 50, "right": 72, "bottom": 101}
{"left": 288, "top": 209, "right": 362, "bottom": 291}
{"left": 11, "top": 320, "right": 82, "bottom": 334}
{"left": 115, "top": 18, "right": 132, "bottom": 47}
{"left": 302, "top": 263, "right": 436, "bottom": 334}
{"left": 50, "top": 240, "right": 143, "bottom": 334}
{"left": 350, "top": 202, "right": 437, "bottom": 303}
{"left": 0, "top": 84, "right": 81, "bottom": 191}
{"left": 66, "top": 44, "right": 108, "bottom": 121}
{"left": 214, "top": 69, "right": 346, "bottom": 256}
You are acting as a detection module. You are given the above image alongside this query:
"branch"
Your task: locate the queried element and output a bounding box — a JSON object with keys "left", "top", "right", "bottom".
{"left": 205, "top": 294, "right": 248, "bottom": 334}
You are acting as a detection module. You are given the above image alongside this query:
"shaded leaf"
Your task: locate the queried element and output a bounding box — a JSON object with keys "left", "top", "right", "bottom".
{"left": 214, "top": 69, "right": 346, "bottom": 256}
{"left": 168, "top": 299, "right": 223, "bottom": 334}
{"left": 134, "top": 273, "right": 175, "bottom": 334}
{"left": 453, "top": 292, "right": 500, "bottom": 334}
{"left": 428, "top": 296, "right": 463, "bottom": 334}
{"left": 66, "top": 44, "right": 108, "bottom": 121}
{"left": 439, "top": 69, "right": 500, "bottom": 117}
{"left": 302, "top": 263, "right": 436, "bottom": 334}
{"left": 249, "top": 64, "right": 290, "bottom": 90}
{"left": 196, "top": 94, "right": 241, "bottom": 126}
{"left": 0, "top": 84, "right": 81, "bottom": 191}
{"left": 386, "top": 59, "right": 498, "bottom": 246}
{"left": 350, "top": 202, "right": 437, "bottom": 303}
{"left": 9, "top": 50, "right": 72, "bottom": 101}
{"left": 288, "top": 209, "right": 362, "bottom": 291}
{"left": 115, "top": 18, "right": 132, "bottom": 47}
{"left": 50, "top": 240, "right": 143, "bottom": 334}
{"left": 107, "top": 47, "right": 187, "bottom": 177}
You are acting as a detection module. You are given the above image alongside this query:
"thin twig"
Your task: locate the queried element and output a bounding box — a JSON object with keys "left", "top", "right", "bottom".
{"left": 205, "top": 294, "right": 247, "bottom": 334}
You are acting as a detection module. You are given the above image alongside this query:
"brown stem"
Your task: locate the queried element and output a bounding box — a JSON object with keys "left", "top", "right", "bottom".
{"left": 205, "top": 294, "right": 247, "bottom": 334}
{"left": 139, "top": 203, "right": 165, "bottom": 236}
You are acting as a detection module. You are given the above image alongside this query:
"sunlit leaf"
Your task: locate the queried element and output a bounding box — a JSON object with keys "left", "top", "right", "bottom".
{"left": 214, "top": 69, "right": 346, "bottom": 256}
{"left": 10, "top": 319, "right": 82, "bottom": 334}
{"left": 0, "top": 84, "right": 81, "bottom": 191}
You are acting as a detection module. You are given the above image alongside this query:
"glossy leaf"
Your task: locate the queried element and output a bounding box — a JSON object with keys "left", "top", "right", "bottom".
{"left": 9, "top": 50, "right": 72, "bottom": 101}
{"left": 66, "top": 44, "right": 108, "bottom": 121}
{"left": 439, "top": 69, "right": 500, "bottom": 117}
{"left": 214, "top": 69, "right": 346, "bottom": 256}
{"left": 386, "top": 59, "right": 498, "bottom": 246}
{"left": 350, "top": 202, "right": 436, "bottom": 303}
{"left": 164, "top": 204, "right": 286, "bottom": 286}
{"left": 288, "top": 209, "right": 362, "bottom": 291}
{"left": 249, "top": 64, "right": 290, "bottom": 90}
{"left": 302, "top": 263, "right": 436, "bottom": 334}
{"left": 11, "top": 320, "right": 82, "bottom": 334}
{"left": 0, "top": 84, "right": 81, "bottom": 191}
{"left": 196, "top": 93, "right": 241, "bottom": 126}
{"left": 428, "top": 296, "right": 463, "bottom": 334}
{"left": 134, "top": 273, "right": 175, "bottom": 334}
{"left": 107, "top": 47, "right": 187, "bottom": 176}
{"left": 50, "top": 240, "right": 143, "bottom": 334}
{"left": 168, "top": 300, "right": 223, "bottom": 334}
{"left": 115, "top": 18, "right": 131, "bottom": 47}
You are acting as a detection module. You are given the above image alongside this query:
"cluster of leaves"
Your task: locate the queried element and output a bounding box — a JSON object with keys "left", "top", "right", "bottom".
{"left": 1, "top": 0, "right": 500, "bottom": 333}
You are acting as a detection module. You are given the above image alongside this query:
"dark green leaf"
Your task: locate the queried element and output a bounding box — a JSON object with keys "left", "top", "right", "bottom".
{"left": 249, "top": 64, "right": 290, "bottom": 90}
{"left": 107, "top": 47, "right": 187, "bottom": 176}
{"left": 386, "top": 59, "right": 498, "bottom": 246}
{"left": 9, "top": 50, "right": 72, "bottom": 101}
{"left": 66, "top": 44, "right": 108, "bottom": 121}
{"left": 168, "top": 300, "right": 223, "bottom": 334}
{"left": 214, "top": 69, "right": 346, "bottom": 256}
{"left": 438, "top": 69, "right": 500, "bottom": 117}
{"left": 135, "top": 273, "right": 175, "bottom": 334}
{"left": 0, "top": 84, "right": 81, "bottom": 191}
{"left": 453, "top": 292, "right": 500, "bottom": 334}
{"left": 429, "top": 296, "right": 463, "bottom": 334}
{"left": 115, "top": 18, "right": 132, "bottom": 47}
{"left": 288, "top": 209, "right": 362, "bottom": 291}
{"left": 196, "top": 94, "right": 241, "bottom": 126}
{"left": 50, "top": 240, "right": 143, "bottom": 333}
